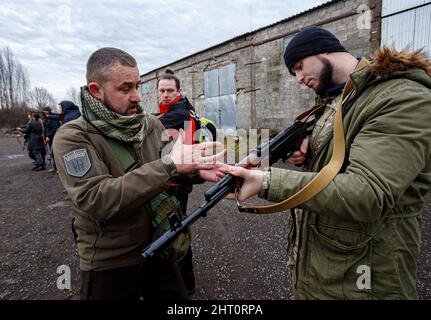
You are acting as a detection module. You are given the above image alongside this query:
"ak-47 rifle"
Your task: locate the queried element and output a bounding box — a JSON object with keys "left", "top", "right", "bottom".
{"left": 6, "top": 126, "right": 27, "bottom": 150}
{"left": 142, "top": 118, "right": 314, "bottom": 259}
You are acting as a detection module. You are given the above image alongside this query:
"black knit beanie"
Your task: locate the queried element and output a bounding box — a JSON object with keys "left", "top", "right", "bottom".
{"left": 284, "top": 26, "right": 347, "bottom": 75}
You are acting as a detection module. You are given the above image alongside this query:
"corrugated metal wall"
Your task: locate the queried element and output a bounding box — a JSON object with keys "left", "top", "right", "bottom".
{"left": 381, "top": 0, "right": 431, "bottom": 56}
{"left": 382, "top": 0, "right": 429, "bottom": 15}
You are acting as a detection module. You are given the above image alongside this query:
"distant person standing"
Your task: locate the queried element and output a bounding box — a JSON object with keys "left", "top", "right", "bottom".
{"left": 23, "top": 111, "right": 36, "bottom": 163}
{"left": 25, "top": 113, "right": 46, "bottom": 171}
{"left": 59, "top": 100, "right": 81, "bottom": 124}
{"left": 157, "top": 68, "right": 200, "bottom": 295}
{"left": 42, "top": 107, "right": 61, "bottom": 172}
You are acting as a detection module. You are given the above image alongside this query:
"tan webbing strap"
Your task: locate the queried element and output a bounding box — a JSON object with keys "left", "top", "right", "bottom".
{"left": 293, "top": 102, "right": 325, "bottom": 123}
{"left": 238, "top": 78, "right": 356, "bottom": 214}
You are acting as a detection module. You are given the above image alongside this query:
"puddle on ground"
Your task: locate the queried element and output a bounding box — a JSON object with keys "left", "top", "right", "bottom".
{"left": 0, "top": 154, "right": 25, "bottom": 161}
{"left": 47, "top": 201, "right": 70, "bottom": 209}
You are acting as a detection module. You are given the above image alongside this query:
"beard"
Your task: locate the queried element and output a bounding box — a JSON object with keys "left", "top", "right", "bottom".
{"left": 315, "top": 56, "right": 334, "bottom": 95}
{"left": 101, "top": 95, "right": 138, "bottom": 116}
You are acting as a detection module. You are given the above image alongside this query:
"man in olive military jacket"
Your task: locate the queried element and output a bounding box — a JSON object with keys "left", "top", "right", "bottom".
{"left": 53, "top": 47, "right": 225, "bottom": 300}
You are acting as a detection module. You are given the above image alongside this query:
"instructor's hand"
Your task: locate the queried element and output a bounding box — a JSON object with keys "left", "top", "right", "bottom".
{"left": 170, "top": 129, "right": 226, "bottom": 174}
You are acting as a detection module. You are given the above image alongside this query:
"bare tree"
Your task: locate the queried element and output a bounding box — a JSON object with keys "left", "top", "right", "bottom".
{"left": 0, "top": 46, "right": 30, "bottom": 110}
{"left": 0, "top": 50, "right": 5, "bottom": 109}
{"left": 31, "top": 87, "right": 56, "bottom": 110}
{"left": 0, "top": 46, "right": 33, "bottom": 128}
{"left": 15, "top": 63, "right": 30, "bottom": 105}
{"left": 66, "top": 86, "right": 80, "bottom": 105}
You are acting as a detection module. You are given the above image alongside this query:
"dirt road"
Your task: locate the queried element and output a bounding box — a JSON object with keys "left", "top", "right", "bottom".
{"left": 0, "top": 136, "right": 430, "bottom": 300}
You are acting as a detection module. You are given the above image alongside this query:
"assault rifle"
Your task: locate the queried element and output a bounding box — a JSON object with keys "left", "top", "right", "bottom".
{"left": 142, "top": 119, "right": 314, "bottom": 259}
{"left": 6, "top": 125, "right": 27, "bottom": 150}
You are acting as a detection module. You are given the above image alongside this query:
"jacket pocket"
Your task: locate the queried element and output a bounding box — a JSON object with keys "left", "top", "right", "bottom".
{"left": 307, "top": 223, "right": 373, "bottom": 299}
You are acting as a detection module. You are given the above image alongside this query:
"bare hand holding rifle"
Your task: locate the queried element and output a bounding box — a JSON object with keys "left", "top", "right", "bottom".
{"left": 142, "top": 119, "right": 314, "bottom": 259}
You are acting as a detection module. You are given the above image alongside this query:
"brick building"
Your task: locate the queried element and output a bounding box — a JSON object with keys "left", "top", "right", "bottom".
{"left": 140, "top": 0, "right": 430, "bottom": 132}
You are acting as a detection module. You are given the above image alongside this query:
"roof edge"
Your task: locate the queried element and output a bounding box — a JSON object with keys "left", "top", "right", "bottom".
{"left": 140, "top": 0, "right": 342, "bottom": 78}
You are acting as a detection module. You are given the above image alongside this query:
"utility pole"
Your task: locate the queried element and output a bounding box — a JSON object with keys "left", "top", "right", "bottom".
{"left": 249, "top": 4, "right": 253, "bottom": 32}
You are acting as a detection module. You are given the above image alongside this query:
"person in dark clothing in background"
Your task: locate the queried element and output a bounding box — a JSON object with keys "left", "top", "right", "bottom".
{"left": 23, "top": 111, "right": 36, "bottom": 163}
{"left": 59, "top": 100, "right": 81, "bottom": 124}
{"left": 157, "top": 68, "right": 200, "bottom": 295}
{"left": 42, "top": 107, "right": 61, "bottom": 172}
{"left": 25, "top": 112, "right": 46, "bottom": 171}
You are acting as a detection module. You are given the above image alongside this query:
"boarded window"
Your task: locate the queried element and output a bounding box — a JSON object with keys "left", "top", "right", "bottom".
{"left": 204, "top": 64, "right": 236, "bottom": 131}
{"left": 140, "top": 83, "right": 151, "bottom": 95}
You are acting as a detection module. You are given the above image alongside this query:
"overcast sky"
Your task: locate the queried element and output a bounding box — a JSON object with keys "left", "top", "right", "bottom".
{"left": 0, "top": 0, "right": 328, "bottom": 101}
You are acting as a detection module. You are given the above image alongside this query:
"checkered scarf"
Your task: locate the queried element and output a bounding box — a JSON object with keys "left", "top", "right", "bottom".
{"left": 81, "top": 86, "right": 148, "bottom": 145}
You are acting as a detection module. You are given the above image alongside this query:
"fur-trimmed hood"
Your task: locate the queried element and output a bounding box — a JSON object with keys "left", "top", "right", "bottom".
{"left": 369, "top": 47, "right": 431, "bottom": 80}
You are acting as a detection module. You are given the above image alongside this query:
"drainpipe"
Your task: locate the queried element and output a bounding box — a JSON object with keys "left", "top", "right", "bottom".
{"left": 250, "top": 46, "right": 257, "bottom": 129}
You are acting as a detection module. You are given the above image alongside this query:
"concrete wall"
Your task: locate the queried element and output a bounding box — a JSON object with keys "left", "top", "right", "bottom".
{"left": 140, "top": 0, "right": 381, "bottom": 132}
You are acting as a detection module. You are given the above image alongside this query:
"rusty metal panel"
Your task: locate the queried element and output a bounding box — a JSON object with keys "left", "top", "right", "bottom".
{"left": 204, "top": 69, "right": 219, "bottom": 98}
{"left": 382, "top": 0, "right": 429, "bottom": 16}
{"left": 204, "top": 64, "right": 237, "bottom": 130}
{"left": 219, "top": 94, "right": 236, "bottom": 131}
{"left": 204, "top": 97, "right": 221, "bottom": 128}
{"left": 219, "top": 64, "right": 236, "bottom": 96}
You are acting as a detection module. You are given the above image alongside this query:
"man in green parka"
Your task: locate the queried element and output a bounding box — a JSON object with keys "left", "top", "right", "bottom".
{"left": 222, "top": 27, "right": 431, "bottom": 299}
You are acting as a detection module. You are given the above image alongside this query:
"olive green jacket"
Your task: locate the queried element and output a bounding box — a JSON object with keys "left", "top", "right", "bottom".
{"left": 53, "top": 115, "right": 198, "bottom": 271}
{"left": 262, "top": 49, "right": 431, "bottom": 299}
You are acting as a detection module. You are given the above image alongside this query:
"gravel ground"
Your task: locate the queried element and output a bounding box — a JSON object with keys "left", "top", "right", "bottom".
{"left": 0, "top": 136, "right": 430, "bottom": 300}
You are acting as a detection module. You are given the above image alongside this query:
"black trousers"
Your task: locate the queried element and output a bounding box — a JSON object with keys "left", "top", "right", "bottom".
{"left": 32, "top": 149, "right": 45, "bottom": 168}
{"left": 80, "top": 257, "right": 188, "bottom": 300}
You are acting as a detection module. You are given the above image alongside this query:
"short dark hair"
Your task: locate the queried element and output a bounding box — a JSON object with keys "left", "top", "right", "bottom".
{"left": 86, "top": 47, "right": 137, "bottom": 84}
{"left": 157, "top": 68, "right": 180, "bottom": 90}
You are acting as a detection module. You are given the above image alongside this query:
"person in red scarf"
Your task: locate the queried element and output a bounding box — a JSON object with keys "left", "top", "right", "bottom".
{"left": 157, "top": 68, "right": 200, "bottom": 295}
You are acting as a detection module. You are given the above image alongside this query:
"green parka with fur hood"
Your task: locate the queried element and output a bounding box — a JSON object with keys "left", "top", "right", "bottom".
{"left": 262, "top": 48, "right": 431, "bottom": 299}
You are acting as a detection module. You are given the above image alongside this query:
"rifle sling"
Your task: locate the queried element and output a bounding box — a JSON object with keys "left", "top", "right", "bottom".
{"left": 238, "top": 66, "right": 361, "bottom": 214}
{"left": 104, "top": 137, "right": 139, "bottom": 173}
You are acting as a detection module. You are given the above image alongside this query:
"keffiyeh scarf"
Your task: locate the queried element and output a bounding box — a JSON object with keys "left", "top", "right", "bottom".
{"left": 80, "top": 86, "right": 148, "bottom": 145}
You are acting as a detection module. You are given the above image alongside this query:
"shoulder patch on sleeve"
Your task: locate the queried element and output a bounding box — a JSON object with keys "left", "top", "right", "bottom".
{"left": 63, "top": 149, "right": 92, "bottom": 178}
